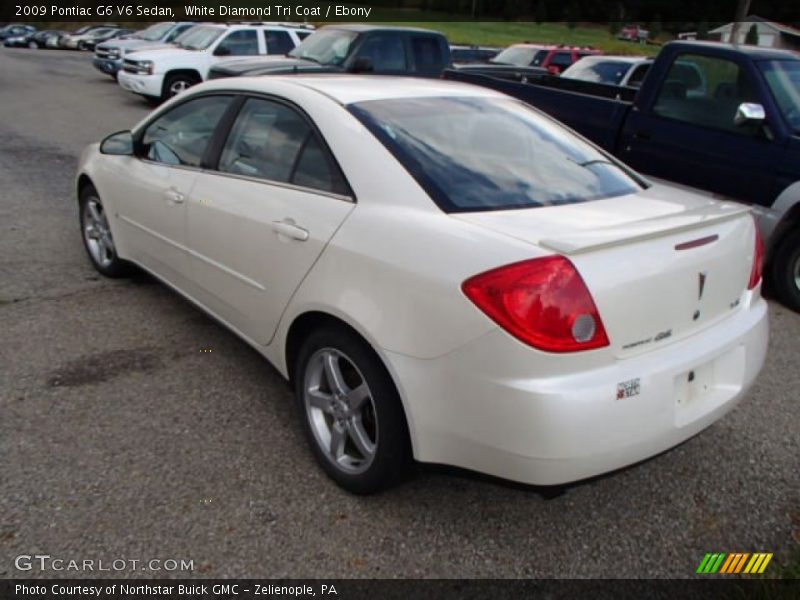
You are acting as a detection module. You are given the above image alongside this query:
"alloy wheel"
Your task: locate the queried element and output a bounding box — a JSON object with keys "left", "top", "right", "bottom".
{"left": 303, "top": 348, "right": 378, "bottom": 474}
{"left": 82, "top": 197, "right": 116, "bottom": 268}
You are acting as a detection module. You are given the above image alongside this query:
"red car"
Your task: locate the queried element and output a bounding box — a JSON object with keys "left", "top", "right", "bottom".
{"left": 490, "top": 43, "right": 603, "bottom": 74}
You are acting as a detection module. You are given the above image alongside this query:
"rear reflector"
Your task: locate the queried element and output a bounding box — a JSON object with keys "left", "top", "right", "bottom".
{"left": 748, "top": 218, "right": 764, "bottom": 290}
{"left": 462, "top": 256, "right": 610, "bottom": 353}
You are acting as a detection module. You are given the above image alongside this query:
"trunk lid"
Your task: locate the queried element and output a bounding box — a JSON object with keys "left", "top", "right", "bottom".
{"left": 454, "top": 185, "right": 756, "bottom": 357}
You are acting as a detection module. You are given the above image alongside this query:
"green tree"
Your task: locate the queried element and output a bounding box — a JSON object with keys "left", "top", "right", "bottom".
{"left": 745, "top": 23, "right": 759, "bottom": 45}
{"left": 697, "top": 20, "right": 709, "bottom": 40}
{"left": 648, "top": 15, "right": 662, "bottom": 40}
{"left": 534, "top": 0, "right": 547, "bottom": 23}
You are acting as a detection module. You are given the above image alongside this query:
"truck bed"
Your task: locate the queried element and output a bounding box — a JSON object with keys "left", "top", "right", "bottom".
{"left": 442, "top": 68, "right": 636, "bottom": 153}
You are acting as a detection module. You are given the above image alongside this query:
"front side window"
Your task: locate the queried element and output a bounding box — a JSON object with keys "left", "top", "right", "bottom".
{"left": 411, "top": 36, "right": 443, "bottom": 71}
{"left": 350, "top": 96, "right": 642, "bottom": 213}
{"left": 141, "top": 96, "right": 232, "bottom": 167}
{"left": 354, "top": 35, "right": 407, "bottom": 72}
{"left": 653, "top": 54, "right": 760, "bottom": 133}
{"left": 548, "top": 52, "right": 573, "bottom": 71}
{"left": 265, "top": 30, "right": 294, "bottom": 55}
{"left": 758, "top": 59, "right": 800, "bottom": 133}
{"left": 216, "top": 30, "right": 259, "bottom": 56}
{"left": 218, "top": 98, "right": 347, "bottom": 194}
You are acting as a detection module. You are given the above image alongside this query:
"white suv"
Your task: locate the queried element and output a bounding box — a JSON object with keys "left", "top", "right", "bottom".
{"left": 118, "top": 22, "right": 313, "bottom": 102}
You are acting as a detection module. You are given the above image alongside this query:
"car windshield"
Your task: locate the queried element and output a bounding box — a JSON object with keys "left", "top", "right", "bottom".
{"left": 176, "top": 26, "right": 223, "bottom": 50}
{"left": 563, "top": 59, "right": 638, "bottom": 85}
{"left": 350, "top": 96, "right": 642, "bottom": 213}
{"left": 88, "top": 28, "right": 114, "bottom": 38}
{"left": 289, "top": 29, "right": 358, "bottom": 66}
{"left": 491, "top": 46, "right": 540, "bottom": 66}
{"left": 139, "top": 22, "right": 173, "bottom": 42}
{"left": 758, "top": 59, "right": 800, "bottom": 133}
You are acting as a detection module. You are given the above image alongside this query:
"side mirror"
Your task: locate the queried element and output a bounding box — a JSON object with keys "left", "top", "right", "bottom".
{"left": 734, "top": 102, "right": 766, "bottom": 126}
{"left": 100, "top": 130, "right": 134, "bottom": 156}
{"left": 350, "top": 56, "right": 374, "bottom": 74}
{"left": 214, "top": 45, "right": 231, "bottom": 56}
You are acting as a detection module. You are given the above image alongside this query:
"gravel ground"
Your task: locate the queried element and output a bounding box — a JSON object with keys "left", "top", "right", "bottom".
{"left": 0, "top": 47, "right": 798, "bottom": 580}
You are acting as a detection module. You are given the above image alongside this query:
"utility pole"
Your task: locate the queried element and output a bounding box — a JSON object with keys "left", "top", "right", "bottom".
{"left": 729, "top": 0, "right": 752, "bottom": 45}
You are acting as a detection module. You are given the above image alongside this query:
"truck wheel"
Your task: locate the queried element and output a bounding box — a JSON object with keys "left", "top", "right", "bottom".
{"left": 771, "top": 228, "right": 800, "bottom": 312}
{"left": 162, "top": 73, "right": 199, "bottom": 102}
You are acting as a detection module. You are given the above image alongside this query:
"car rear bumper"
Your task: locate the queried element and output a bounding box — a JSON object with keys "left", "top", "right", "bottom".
{"left": 387, "top": 295, "right": 769, "bottom": 485}
{"left": 93, "top": 57, "right": 122, "bottom": 75}
{"left": 117, "top": 70, "right": 162, "bottom": 98}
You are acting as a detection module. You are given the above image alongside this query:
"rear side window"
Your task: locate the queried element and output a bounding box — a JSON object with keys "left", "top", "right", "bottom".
{"left": 141, "top": 95, "right": 232, "bottom": 167}
{"left": 216, "top": 30, "right": 259, "bottom": 56}
{"left": 265, "top": 30, "right": 294, "bottom": 54}
{"left": 349, "top": 96, "right": 641, "bottom": 213}
{"left": 355, "top": 35, "right": 407, "bottom": 72}
{"left": 411, "top": 36, "right": 443, "bottom": 72}
{"left": 549, "top": 52, "right": 574, "bottom": 71}
{"left": 218, "top": 98, "right": 348, "bottom": 195}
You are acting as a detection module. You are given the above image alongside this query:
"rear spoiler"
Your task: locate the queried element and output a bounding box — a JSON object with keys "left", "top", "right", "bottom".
{"left": 540, "top": 203, "right": 751, "bottom": 255}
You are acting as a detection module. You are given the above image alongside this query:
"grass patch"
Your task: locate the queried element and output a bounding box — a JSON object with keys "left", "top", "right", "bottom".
{"left": 393, "top": 21, "right": 664, "bottom": 55}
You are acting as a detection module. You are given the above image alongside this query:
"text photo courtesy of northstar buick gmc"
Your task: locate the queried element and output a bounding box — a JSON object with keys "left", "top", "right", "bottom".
{"left": 76, "top": 76, "right": 768, "bottom": 494}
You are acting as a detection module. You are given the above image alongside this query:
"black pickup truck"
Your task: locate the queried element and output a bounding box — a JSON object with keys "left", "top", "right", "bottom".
{"left": 444, "top": 41, "right": 800, "bottom": 310}
{"left": 208, "top": 24, "right": 450, "bottom": 79}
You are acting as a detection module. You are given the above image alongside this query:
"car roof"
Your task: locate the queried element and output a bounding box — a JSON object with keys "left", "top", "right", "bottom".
{"left": 665, "top": 40, "right": 800, "bottom": 61}
{"left": 575, "top": 55, "right": 650, "bottom": 64}
{"left": 321, "top": 24, "right": 442, "bottom": 35}
{"left": 201, "top": 75, "right": 501, "bottom": 105}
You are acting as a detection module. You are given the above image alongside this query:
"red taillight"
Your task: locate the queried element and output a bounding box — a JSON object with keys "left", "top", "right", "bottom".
{"left": 748, "top": 218, "right": 764, "bottom": 290}
{"left": 462, "top": 256, "right": 610, "bottom": 353}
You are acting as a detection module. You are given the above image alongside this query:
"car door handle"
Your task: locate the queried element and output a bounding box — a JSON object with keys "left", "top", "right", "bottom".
{"left": 271, "top": 220, "right": 309, "bottom": 242}
{"left": 164, "top": 189, "right": 185, "bottom": 204}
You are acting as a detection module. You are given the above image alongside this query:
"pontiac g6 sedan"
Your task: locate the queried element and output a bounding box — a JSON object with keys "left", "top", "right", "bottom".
{"left": 76, "top": 76, "right": 768, "bottom": 493}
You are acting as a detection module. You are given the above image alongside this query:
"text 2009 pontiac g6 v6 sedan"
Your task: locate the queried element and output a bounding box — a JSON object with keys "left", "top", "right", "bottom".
{"left": 76, "top": 76, "right": 768, "bottom": 494}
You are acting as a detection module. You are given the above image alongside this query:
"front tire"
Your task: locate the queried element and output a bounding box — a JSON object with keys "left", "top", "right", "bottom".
{"left": 771, "top": 229, "right": 800, "bottom": 312}
{"left": 28, "top": 41, "right": 38, "bottom": 49}
{"left": 162, "top": 73, "right": 199, "bottom": 102}
{"left": 79, "top": 185, "right": 130, "bottom": 278}
{"left": 294, "top": 326, "right": 412, "bottom": 494}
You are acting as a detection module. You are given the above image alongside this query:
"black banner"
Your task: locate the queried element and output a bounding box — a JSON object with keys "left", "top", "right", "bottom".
{"left": 2, "top": 0, "right": 800, "bottom": 24}
{"left": 2, "top": 579, "right": 800, "bottom": 600}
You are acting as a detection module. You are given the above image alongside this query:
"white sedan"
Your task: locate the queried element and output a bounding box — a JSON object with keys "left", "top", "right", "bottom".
{"left": 76, "top": 76, "right": 768, "bottom": 493}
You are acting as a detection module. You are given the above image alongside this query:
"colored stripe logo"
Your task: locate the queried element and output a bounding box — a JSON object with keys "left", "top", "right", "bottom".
{"left": 696, "top": 552, "right": 773, "bottom": 574}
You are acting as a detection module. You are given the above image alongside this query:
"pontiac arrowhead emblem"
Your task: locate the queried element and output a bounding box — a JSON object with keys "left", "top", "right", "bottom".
{"left": 698, "top": 271, "right": 708, "bottom": 300}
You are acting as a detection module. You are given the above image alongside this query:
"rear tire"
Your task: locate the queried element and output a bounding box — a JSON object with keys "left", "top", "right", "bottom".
{"left": 79, "top": 185, "right": 131, "bottom": 278}
{"left": 294, "top": 325, "right": 412, "bottom": 494}
{"left": 771, "top": 229, "right": 800, "bottom": 312}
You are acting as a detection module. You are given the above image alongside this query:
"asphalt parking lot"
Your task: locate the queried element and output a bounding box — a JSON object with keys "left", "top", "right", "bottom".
{"left": 0, "top": 47, "right": 798, "bottom": 580}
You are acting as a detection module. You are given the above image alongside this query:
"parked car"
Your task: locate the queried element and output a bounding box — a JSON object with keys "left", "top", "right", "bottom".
{"left": 207, "top": 25, "right": 450, "bottom": 80}
{"left": 444, "top": 41, "right": 800, "bottom": 310}
{"left": 3, "top": 29, "right": 39, "bottom": 48}
{"left": 45, "top": 31, "right": 68, "bottom": 48}
{"left": 58, "top": 25, "right": 119, "bottom": 49}
{"left": 0, "top": 24, "right": 36, "bottom": 42}
{"left": 76, "top": 76, "right": 768, "bottom": 493}
{"left": 64, "top": 27, "right": 123, "bottom": 51}
{"left": 28, "top": 29, "right": 69, "bottom": 49}
{"left": 618, "top": 24, "right": 651, "bottom": 43}
{"left": 480, "top": 43, "right": 603, "bottom": 74}
{"left": 118, "top": 22, "right": 314, "bottom": 102}
{"left": 561, "top": 55, "right": 652, "bottom": 87}
{"left": 450, "top": 44, "right": 501, "bottom": 64}
{"left": 94, "top": 21, "right": 198, "bottom": 79}
{"left": 82, "top": 28, "right": 135, "bottom": 52}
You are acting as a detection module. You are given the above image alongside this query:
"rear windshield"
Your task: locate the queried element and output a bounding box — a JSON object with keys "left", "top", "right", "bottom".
{"left": 349, "top": 96, "right": 642, "bottom": 213}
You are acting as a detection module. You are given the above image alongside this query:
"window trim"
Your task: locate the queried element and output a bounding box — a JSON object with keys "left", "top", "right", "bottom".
{"left": 132, "top": 90, "right": 356, "bottom": 202}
